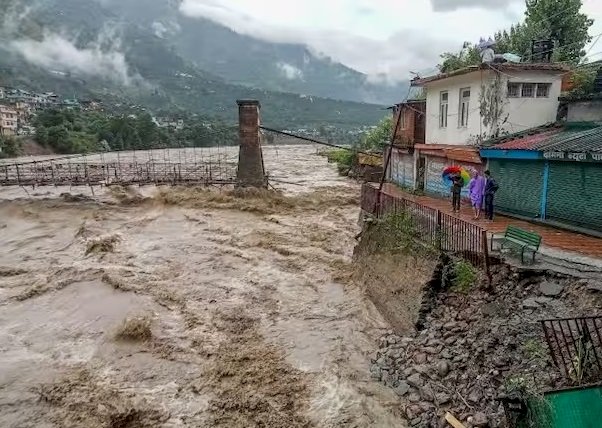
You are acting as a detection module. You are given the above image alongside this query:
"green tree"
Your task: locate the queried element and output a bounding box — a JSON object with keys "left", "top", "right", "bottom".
{"left": 439, "top": 0, "right": 594, "bottom": 72}
{"left": 359, "top": 116, "right": 392, "bottom": 151}
{"left": 439, "top": 42, "right": 481, "bottom": 72}
{"left": 525, "top": 0, "right": 593, "bottom": 64}
{"left": 0, "top": 135, "right": 22, "bottom": 158}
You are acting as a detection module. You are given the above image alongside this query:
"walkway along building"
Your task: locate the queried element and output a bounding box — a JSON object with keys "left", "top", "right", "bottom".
{"left": 397, "top": 63, "right": 570, "bottom": 197}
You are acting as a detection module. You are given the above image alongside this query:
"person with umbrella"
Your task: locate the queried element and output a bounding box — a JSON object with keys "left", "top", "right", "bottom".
{"left": 443, "top": 166, "right": 469, "bottom": 214}
{"left": 450, "top": 173, "right": 463, "bottom": 213}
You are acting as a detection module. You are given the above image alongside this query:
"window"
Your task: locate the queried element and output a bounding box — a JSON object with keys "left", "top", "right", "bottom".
{"left": 536, "top": 83, "right": 551, "bottom": 98}
{"left": 439, "top": 91, "right": 448, "bottom": 128}
{"left": 507, "top": 82, "right": 553, "bottom": 98}
{"left": 458, "top": 88, "right": 470, "bottom": 127}
{"left": 507, "top": 83, "right": 521, "bottom": 97}
{"left": 521, "top": 83, "right": 535, "bottom": 98}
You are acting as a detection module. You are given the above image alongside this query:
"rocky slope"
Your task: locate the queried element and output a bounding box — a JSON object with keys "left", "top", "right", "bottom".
{"left": 370, "top": 262, "right": 602, "bottom": 427}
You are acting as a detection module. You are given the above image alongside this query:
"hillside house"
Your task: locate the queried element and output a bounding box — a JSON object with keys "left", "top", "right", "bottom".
{"left": 0, "top": 105, "right": 18, "bottom": 136}
{"left": 406, "top": 63, "right": 569, "bottom": 196}
{"left": 387, "top": 100, "right": 425, "bottom": 188}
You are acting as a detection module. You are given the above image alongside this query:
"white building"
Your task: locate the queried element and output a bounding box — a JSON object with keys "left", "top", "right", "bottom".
{"left": 391, "top": 63, "right": 570, "bottom": 197}
{"left": 412, "top": 63, "right": 569, "bottom": 146}
{"left": 0, "top": 105, "right": 18, "bottom": 136}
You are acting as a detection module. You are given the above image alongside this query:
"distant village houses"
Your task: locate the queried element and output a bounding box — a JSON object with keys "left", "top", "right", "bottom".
{"left": 0, "top": 105, "right": 18, "bottom": 136}
{"left": 0, "top": 86, "right": 104, "bottom": 136}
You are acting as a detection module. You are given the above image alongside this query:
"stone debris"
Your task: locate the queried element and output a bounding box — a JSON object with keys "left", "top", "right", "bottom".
{"left": 538, "top": 281, "right": 564, "bottom": 297}
{"left": 370, "top": 264, "right": 602, "bottom": 427}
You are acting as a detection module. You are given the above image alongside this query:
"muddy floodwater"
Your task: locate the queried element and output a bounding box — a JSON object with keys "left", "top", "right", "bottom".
{"left": 0, "top": 146, "right": 405, "bottom": 427}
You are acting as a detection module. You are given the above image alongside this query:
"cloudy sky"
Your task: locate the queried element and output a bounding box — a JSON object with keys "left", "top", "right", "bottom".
{"left": 180, "top": 0, "right": 602, "bottom": 81}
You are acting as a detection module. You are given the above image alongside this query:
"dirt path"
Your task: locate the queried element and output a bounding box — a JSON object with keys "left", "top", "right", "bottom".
{"left": 0, "top": 146, "right": 405, "bottom": 427}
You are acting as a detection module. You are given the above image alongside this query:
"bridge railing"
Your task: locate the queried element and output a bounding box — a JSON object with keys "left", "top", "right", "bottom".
{"left": 0, "top": 159, "right": 238, "bottom": 186}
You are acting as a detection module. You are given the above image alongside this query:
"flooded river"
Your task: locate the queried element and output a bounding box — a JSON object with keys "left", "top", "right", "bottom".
{"left": 0, "top": 146, "right": 405, "bottom": 427}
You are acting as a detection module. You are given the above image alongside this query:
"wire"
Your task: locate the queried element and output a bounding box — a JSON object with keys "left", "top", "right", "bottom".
{"left": 259, "top": 126, "right": 375, "bottom": 156}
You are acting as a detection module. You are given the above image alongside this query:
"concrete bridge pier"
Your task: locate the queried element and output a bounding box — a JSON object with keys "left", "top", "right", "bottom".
{"left": 236, "top": 100, "right": 266, "bottom": 188}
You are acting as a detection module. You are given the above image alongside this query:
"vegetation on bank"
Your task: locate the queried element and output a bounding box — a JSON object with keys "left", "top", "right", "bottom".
{"left": 322, "top": 116, "right": 392, "bottom": 174}
{"left": 31, "top": 109, "right": 238, "bottom": 155}
{"left": 0, "top": 135, "right": 22, "bottom": 158}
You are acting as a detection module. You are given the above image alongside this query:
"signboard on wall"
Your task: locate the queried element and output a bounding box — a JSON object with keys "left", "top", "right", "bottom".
{"left": 480, "top": 149, "right": 602, "bottom": 163}
{"left": 543, "top": 152, "right": 602, "bottom": 162}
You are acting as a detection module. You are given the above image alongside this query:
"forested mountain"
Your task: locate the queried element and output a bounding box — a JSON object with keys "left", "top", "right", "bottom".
{"left": 94, "top": 0, "right": 408, "bottom": 105}
{"left": 0, "top": 0, "right": 393, "bottom": 129}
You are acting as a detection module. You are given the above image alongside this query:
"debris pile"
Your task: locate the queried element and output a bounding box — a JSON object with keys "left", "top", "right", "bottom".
{"left": 370, "top": 264, "right": 602, "bottom": 427}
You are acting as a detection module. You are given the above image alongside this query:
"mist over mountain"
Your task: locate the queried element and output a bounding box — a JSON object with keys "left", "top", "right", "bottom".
{"left": 0, "top": 0, "right": 401, "bottom": 128}
{"left": 96, "top": 0, "right": 408, "bottom": 105}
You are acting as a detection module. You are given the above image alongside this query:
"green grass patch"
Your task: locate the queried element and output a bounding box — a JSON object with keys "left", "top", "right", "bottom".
{"left": 445, "top": 260, "right": 477, "bottom": 293}
{"left": 323, "top": 149, "right": 357, "bottom": 175}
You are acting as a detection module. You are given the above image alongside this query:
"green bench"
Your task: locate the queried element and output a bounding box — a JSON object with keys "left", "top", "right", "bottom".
{"left": 492, "top": 225, "right": 542, "bottom": 264}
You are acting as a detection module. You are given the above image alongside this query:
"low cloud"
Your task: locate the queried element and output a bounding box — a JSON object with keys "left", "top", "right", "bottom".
{"left": 430, "top": 0, "right": 518, "bottom": 12}
{"left": 10, "top": 33, "right": 134, "bottom": 85}
{"left": 179, "top": 0, "right": 455, "bottom": 83}
{"left": 277, "top": 62, "right": 303, "bottom": 80}
{"left": 1, "top": 0, "right": 138, "bottom": 86}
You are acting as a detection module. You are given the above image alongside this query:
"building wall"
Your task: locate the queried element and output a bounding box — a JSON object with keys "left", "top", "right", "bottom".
{"left": 566, "top": 100, "right": 602, "bottom": 123}
{"left": 423, "top": 155, "right": 480, "bottom": 198}
{"left": 393, "top": 102, "right": 425, "bottom": 146}
{"left": 424, "top": 70, "right": 563, "bottom": 146}
{"left": 389, "top": 149, "right": 414, "bottom": 188}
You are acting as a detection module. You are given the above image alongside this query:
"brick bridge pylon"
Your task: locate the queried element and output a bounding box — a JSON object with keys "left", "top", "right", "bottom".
{"left": 236, "top": 100, "right": 267, "bottom": 188}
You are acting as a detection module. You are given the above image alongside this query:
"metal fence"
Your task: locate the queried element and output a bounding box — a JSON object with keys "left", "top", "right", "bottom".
{"left": 361, "top": 183, "right": 490, "bottom": 271}
{"left": 542, "top": 316, "right": 602, "bottom": 385}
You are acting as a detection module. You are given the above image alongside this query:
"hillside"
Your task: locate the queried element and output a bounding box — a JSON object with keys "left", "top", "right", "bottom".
{"left": 96, "top": 0, "right": 408, "bottom": 105}
{"left": 0, "top": 0, "right": 388, "bottom": 129}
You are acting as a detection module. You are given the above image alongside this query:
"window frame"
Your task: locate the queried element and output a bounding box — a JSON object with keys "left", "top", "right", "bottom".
{"left": 536, "top": 83, "right": 551, "bottom": 98}
{"left": 507, "top": 82, "right": 521, "bottom": 98}
{"left": 508, "top": 82, "right": 553, "bottom": 99}
{"left": 439, "top": 91, "right": 449, "bottom": 128}
{"left": 521, "top": 83, "right": 536, "bottom": 98}
{"left": 458, "top": 87, "right": 471, "bottom": 128}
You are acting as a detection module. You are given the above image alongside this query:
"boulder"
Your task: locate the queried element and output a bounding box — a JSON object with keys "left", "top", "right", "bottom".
{"left": 539, "top": 281, "right": 564, "bottom": 297}
{"left": 394, "top": 381, "right": 411, "bottom": 397}
{"left": 436, "top": 360, "right": 450, "bottom": 377}
{"left": 407, "top": 373, "right": 424, "bottom": 388}
{"left": 471, "top": 411, "right": 489, "bottom": 427}
{"left": 522, "top": 298, "right": 540, "bottom": 309}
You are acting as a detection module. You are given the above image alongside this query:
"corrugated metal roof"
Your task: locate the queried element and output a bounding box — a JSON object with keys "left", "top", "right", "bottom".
{"left": 489, "top": 125, "right": 602, "bottom": 153}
